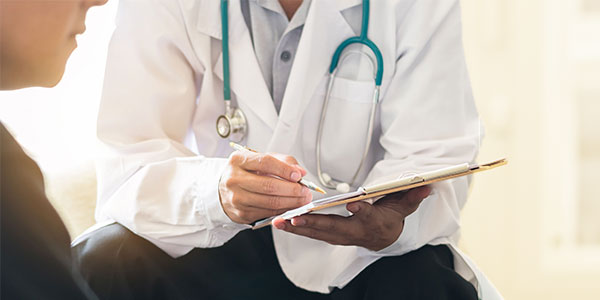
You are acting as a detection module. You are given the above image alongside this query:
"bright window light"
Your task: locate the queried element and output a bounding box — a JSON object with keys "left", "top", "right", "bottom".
{"left": 0, "top": 1, "right": 119, "bottom": 174}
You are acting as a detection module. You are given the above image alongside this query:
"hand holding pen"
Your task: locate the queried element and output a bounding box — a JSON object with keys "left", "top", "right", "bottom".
{"left": 217, "top": 142, "right": 325, "bottom": 225}
{"left": 229, "top": 143, "right": 326, "bottom": 194}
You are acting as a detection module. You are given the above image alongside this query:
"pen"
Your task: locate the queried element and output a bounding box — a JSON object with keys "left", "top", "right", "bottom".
{"left": 229, "top": 142, "right": 326, "bottom": 194}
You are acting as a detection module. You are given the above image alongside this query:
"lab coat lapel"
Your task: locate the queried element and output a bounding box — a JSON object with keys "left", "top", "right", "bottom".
{"left": 269, "top": 0, "right": 358, "bottom": 152}
{"left": 334, "top": 0, "right": 363, "bottom": 11}
{"left": 210, "top": 0, "right": 278, "bottom": 131}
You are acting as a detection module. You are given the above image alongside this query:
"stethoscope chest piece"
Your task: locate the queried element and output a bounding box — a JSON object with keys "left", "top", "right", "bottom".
{"left": 216, "top": 101, "right": 247, "bottom": 143}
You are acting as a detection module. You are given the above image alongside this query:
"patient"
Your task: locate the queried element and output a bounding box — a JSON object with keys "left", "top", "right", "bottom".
{"left": 1, "top": 0, "right": 107, "bottom": 298}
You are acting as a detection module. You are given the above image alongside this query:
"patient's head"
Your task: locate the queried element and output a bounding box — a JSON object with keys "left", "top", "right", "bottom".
{"left": 0, "top": 0, "right": 107, "bottom": 90}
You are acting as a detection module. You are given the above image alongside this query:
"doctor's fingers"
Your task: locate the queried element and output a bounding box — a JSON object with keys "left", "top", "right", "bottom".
{"left": 287, "top": 214, "right": 362, "bottom": 239}
{"left": 274, "top": 217, "right": 356, "bottom": 247}
{"left": 235, "top": 171, "right": 311, "bottom": 197}
{"left": 233, "top": 152, "right": 304, "bottom": 182}
{"left": 288, "top": 207, "right": 405, "bottom": 251}
{"left": 226, "top": 207, "right": 290, "bottom": 224}
{"left": 235, "top": 191, "right": 312, "bottom": 211}
{"left": 266, "top": 153, "right": 307, "bottom": 176}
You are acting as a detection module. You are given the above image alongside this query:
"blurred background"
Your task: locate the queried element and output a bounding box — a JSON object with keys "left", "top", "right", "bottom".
{"left": 460, "top": 0, "right": 600, "bottom": 298}
{"left": 0, "top": 0, "right": 598, "bottom": 298}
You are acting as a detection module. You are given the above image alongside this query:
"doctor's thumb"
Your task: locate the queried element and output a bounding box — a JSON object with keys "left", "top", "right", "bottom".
{"left": 399, "top": 186, "right": 431, "bottom": 214}
{"left": 347, "top": 201, "right": 374, "bottom": 218}
{"left": 372, "top": 186, "right": 431, "bottom": 216}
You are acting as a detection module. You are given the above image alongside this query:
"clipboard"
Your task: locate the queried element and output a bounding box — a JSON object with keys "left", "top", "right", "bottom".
{"left": 253, "top": 158, "right": 507, "bottom": 230}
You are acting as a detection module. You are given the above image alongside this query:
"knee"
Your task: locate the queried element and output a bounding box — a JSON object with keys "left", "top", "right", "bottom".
{"left": 361, "top": 245, "right": 478, "bottom": 300}
{"left": 73, "top": 224, "right": 173, "bottom": 299}
{"left": 73, "top": 224, "right": 130, "bottom": 276}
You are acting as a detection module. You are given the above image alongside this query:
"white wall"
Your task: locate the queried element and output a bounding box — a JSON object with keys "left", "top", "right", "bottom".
{"left": 460, "top": 0, "right": 600, "bottom": 298}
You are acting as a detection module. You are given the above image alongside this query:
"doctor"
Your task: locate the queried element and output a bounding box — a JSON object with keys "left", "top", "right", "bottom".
{"left": 74, "top": 0, "right": 502, "bottom": 299}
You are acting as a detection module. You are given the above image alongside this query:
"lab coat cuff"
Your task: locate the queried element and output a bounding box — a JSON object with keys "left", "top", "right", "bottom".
{"left": 201, "top": 158, "right": 250, "bottom": 233}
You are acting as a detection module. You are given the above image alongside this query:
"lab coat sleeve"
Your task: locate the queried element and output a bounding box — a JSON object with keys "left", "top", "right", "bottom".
{"left": 361, "top": 0, "right": 481, "bottom": 256}
{"left": 94, "top": 0, "right": 248, "bottom": 258}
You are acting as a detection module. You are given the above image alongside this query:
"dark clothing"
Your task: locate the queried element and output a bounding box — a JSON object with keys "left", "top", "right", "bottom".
{"left": 74, "top": 223, "right": 478, "bottom": 300}
{"left": 0, "top": 123, "right": 96, "bottom": 299}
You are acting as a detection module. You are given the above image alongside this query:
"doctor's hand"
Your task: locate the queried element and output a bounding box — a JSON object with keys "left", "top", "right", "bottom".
{"left": 272, "top": 186, "right": 431, "bottom": 252}
{"left": 219, "top": 151, "right": 313, "bottom": 224}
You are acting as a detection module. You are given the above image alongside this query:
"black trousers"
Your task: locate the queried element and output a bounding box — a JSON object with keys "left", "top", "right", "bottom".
{"left": 73, "top": 223, "right": 477, "bottom": 300}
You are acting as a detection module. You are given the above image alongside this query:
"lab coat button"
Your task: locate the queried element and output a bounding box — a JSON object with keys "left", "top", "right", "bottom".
{"left": 280, "top": 51, "right": 292, "bottom": 62}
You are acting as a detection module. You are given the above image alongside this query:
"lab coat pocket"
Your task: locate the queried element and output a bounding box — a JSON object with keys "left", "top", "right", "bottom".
{"left": 305, "top": 76, "right": 378, "bottom": 185}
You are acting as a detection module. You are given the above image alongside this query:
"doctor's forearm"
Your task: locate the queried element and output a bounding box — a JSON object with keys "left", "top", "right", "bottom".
{"left": 95, "top": 154, "right": 253, "bottom": 256}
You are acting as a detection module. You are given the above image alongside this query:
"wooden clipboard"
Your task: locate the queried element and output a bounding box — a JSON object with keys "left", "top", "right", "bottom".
{"left": 252, "top": 158, "right": 507, "bottom": 230}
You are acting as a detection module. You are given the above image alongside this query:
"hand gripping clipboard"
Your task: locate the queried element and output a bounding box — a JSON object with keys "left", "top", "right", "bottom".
{"left": 253, "top": 158, "right": 507, "bottom": 230}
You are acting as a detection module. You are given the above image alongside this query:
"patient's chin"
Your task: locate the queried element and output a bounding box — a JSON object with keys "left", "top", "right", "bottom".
{"left": 37, "top": 75, "right": 63, "bottom": 88}
{"left": 2, "top": 65, "right": 66, "bottom": 90}
{"left": 38, "top": 64, "right": 67, "bottom": 88}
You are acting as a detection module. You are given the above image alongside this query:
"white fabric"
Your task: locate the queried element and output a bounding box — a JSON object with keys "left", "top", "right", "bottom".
{"left": 76, "top": 0, "right": 502, "bottom": 298}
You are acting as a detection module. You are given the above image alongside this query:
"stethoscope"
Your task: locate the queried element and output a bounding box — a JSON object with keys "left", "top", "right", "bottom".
{"left": 217, "top": 0, "right": 384, "bottom": 193}
{"left": 216, "top": 0, "right": 247, "bottom": 143}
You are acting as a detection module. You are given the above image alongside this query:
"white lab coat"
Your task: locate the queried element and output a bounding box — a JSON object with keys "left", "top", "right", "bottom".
{"left": 78, "top": 0, "right": 502, "bottom": 298}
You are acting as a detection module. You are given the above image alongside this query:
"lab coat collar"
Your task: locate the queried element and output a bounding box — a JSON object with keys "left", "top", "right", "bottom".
{"left": 252, "top": 0, "right": 361, "bottom": 12}
{"left": 193, "top": 0, "right": 362, "bottom": 135}
{"left": 194, "top": 1, "right": 223, "bottom": 39}
{"left": 268, "top": 0, "right": 358, "bottom": 152}
{"left": 194, "top": 0, "right": 361, "bottom": 40}
{"left": 334, "top": 0, "right": 363, "bottom": 11}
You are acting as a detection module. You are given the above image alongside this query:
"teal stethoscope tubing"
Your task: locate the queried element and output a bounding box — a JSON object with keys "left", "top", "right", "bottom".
{"left": 221, "top": 0, "right": 383, "bottom": 97}
{"left": 329, "top": 0, "right": 383, "bottom": 86}
{"left": 319, "top": 0, "right": 383, "bottom": 189}
{"left": 221, "top": 0, "right": 231, "bottom": 101}
{"left": 220, "top": 0, "right": 384, "bottom": 190}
